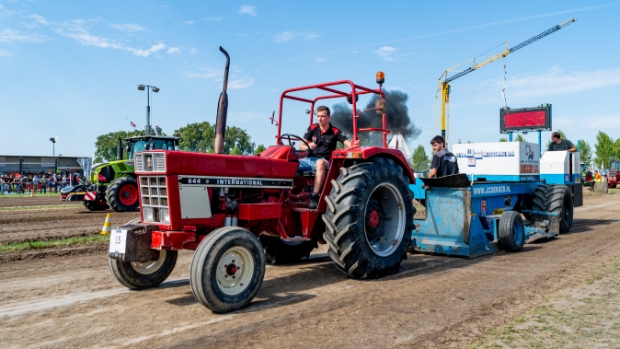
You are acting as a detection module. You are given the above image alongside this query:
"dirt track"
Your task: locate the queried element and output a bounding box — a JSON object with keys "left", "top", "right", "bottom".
{"left": 1, "top": 194, "right": 619, "bottom": 348}
{"left": 0, "top": 198, "right": 138, "bottom": 246}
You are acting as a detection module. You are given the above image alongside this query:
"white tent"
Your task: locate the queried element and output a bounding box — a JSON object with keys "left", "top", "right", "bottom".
{"left": 388, "top": 134, "right": 411, "bottom": 160}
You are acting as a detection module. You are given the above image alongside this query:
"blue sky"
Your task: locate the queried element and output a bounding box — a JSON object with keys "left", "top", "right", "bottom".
{"left": 1, "top": 1, "right": 619, "bottom": 159}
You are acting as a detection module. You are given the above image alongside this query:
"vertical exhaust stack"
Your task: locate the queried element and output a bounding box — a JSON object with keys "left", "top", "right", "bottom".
{"left": 214, "top": 46, "right": 230, "bottom": 154}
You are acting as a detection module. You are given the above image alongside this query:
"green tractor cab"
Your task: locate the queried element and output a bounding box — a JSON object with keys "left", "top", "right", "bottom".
{"left": 67, "top": 135, "right": 179, "bottom": 212}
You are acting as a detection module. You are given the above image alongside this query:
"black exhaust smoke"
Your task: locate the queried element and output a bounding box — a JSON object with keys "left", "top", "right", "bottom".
{"left": 330, "top": 90, "right": 420, "bottom": 145}
{"left": 214, "top": 46, "right": 230, "bottom": 154}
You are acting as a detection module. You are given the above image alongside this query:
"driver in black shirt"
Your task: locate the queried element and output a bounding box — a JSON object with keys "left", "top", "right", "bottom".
{"left": 300, "top": 106, "right": 359, "bottom": 208}
{"left": 428, "top": 135, "right": 459, "bottom": 178}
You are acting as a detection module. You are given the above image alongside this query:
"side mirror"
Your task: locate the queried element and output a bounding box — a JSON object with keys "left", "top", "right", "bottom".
{"left": 375, "top": 98, "right": 385, "bottom": 115}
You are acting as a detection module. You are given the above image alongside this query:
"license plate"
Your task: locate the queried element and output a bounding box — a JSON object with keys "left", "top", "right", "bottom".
{"left": 109, "top": 228, "right": 127, "bottom": 254}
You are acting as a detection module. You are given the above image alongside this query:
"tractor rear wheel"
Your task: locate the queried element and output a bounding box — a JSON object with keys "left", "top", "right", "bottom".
{"left": 323, "top": 158, "right": 415, "bottom": 278}
{"left": 83, "top": 201, "right": 109, "bottom": 211}
{"left": 531, "top": 184, "right": 552, "bottom": 213}
{"left": 548, "top": 185, "right": 573, "bottom": 234}
{"left": 190, "top": 227, "right": 266, "bottom": 313}
{"left": 498, "top": 211, "right": 524, "bottom": 252}
{"left": 260, "top": 235, "right": 317, "bottom": 264}
{"left": 106, "top": 177, "right": 139, "bottom": 212}
{"left": 108, "top": 250, "right": 177, "bottom": 289}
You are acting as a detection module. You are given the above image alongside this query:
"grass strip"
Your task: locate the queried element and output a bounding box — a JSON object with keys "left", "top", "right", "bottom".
{"left": 0, "top": 192, "right": 63, "bottom": 198}
{"left": 0, "top": 235, "right": 109, "bottom": 253}
{"left": 0, "top": 204, "right": 81, "bottom": 211}
{"left": 470, "top": 259, "right": 620, "bottom": 349}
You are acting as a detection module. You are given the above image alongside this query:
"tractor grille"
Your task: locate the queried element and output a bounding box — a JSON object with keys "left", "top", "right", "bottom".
{"left": 134, "top": 153, "right": 166, "bottom": 172}
{"left": 140, "top": 176, "right": 168, "bottom": 222}
{"left": 135, "top": 155, "right": 143, "bottom": 171}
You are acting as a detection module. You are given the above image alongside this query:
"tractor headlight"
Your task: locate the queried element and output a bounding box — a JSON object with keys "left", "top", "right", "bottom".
{"left": 160, "top": 208, "right": 170, "bottom": 223}
{"left": 143, "top": 206, "right": 154, "bottom": 222}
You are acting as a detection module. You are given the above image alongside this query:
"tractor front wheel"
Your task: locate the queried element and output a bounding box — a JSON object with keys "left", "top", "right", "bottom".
{"left": 106, "top": 177, "right": 139, "bottom": 212}
{"left": 260, "top": 235, "right": 317, "bottom": 264}
{"left": 323, "top": 157, "right": 415, "bottom": 278}
{"left": 190, "top": 227, "right": 266, "bottom": 313}
{"left": 549, "top": 185, "right": 573, "bottom": 234}
{"left": 83, "top": 201, "right": 109, "bottom": 211}
{"left": 498, "top": 211, "right": 525, "bottom": 252}
{"left": 108, "top": 250, "right": 178, "bottom": 289}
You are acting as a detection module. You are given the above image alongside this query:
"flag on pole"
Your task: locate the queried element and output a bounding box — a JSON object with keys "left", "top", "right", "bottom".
{"left": 130, "top": 121, "right": 137, "bottom": 128}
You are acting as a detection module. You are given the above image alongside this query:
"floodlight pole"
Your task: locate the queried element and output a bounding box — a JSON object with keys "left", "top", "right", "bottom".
{"left": 49, "top": 137, "right": 57, "bottom": 156}
{"left": 138, "top": 84, "right": 160, "bottom": 135}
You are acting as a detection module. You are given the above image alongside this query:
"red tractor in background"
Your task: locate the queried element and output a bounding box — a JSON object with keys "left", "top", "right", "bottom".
{"left": 107, "top": 47, "right": 416, "bottom": 313}
{"left": 608, "top": 160, "right": 620, "bottom": 188}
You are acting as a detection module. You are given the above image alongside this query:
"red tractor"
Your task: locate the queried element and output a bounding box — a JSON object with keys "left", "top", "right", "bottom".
{"left": 107, "top": 48, "right": 416, "bottom": 313}
{"left": 608, "top": 160, "right": 620, "bottom": 188}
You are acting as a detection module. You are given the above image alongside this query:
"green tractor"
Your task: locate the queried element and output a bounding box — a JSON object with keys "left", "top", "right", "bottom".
{"left": 62, "top": 135, "right": 179, "bottom": 211}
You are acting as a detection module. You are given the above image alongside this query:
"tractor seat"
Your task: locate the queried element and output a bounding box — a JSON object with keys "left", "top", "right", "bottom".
{"left": 296, "top": 170, "right": 316, "bottom": 177}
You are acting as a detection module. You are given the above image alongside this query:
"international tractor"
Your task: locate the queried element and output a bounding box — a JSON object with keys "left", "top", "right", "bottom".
{"left": 107, "top": 47, "right": 415, "bottom": 313}
{"left": 62, "top": 130, "right": 179, "bottom": 212}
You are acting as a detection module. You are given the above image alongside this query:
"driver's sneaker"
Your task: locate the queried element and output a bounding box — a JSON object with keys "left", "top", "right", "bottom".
{"left": 309, "top": 193, "right": 319, "bottom": 209}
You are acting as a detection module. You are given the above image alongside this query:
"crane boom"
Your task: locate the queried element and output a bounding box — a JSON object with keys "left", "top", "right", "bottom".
{"left": 437, "top": 18, "right": 575, "bottom": 145}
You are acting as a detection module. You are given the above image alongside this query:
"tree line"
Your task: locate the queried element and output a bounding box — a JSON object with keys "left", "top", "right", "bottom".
{"left": 94, "top": 122, "right": 266, "bottom": 163}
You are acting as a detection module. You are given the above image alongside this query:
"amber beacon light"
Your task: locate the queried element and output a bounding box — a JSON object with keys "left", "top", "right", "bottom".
{"left": 376, "top": 71, "right": 385, "bottom": 85}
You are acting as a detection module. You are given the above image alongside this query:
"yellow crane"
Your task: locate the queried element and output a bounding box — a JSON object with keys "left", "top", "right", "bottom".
{"left": 437, "top": 18, "right": 575, "bottom": 145}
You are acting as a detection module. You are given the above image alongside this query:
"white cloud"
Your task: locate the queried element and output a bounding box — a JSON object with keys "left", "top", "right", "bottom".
{"left": 0, "top": 28, "right": 45, "bottom": 43}
{"left": 554, "top": 113, "right": 620, "bottom": 131}
{"left": 183, "top": 20, "right": 195, "bottom": 25}
{"left": 30, "top": 14, "right": 50, "bottom": 25}
{"left": 273, "top": 31, "right": 319, "bottom": 43}
{"left": 190, "top": 47, "right": 198, "bottom": 54}
{"left": 505, "top": 66, "right": 620, "bottom": 98}
{"left": 316, "top": 57, "right": 327, "bottom": 63}
{"left": 238, "top": 5, "right": 257, "bottom": 16}
{"left": 186, "top": 67, "right": 221, "bottom": 79}
{"left": 228, "top": 77, "right": 254, "bottom": 89}
{"left": 274, "top": 31, "right": 294, "bottom": 42}
{"left": 0, "top": 50, "right": 11, "bottom": 57}
{"left": 0, "top": 4, "right": 14, "bottom": 16}
{"left": 109, "top": 23, "right": 145, "bottom": 32}
{"left": 186, "top": 66, "right": 254, "bottom": 89}
{"left": 167, "top": 47, "right": 181, "bottom": 54}
{"left": 128, "top": 43, "right": 166, "bottom": 57}
{"left": 52, "top": 20, "right": 166, "bottom": 57}
{"left": 375, "top": 46, "right": 399, "bottom": 61}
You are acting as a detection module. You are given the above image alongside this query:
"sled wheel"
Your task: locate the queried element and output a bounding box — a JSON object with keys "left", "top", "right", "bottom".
{"left": 83, "top": 201, "right": 109, "bottom": 211}
{"left": 323, "top": 157, "right": 415, "bottom": 278}
{"left": 260, "top": 235, "right": 317, "bottom": 264}
{"left": 498, "top": 211, "right": 525, "bottom": 252}
{"left": 106, "top": 177, "right": 139, "bottom": 212}
{"left": 108, "top": 250, "right": 177, "bottom": 289}
{"left": 549, "top": 185, "right": 573, "bottom": 234}
{"left": 190, "top": 227, "right": 266, "bottom": 313}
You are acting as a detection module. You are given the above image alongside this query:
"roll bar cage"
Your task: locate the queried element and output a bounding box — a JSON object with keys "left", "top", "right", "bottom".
{"left": 277, "top": 80, "right": 390, "bottom": 147}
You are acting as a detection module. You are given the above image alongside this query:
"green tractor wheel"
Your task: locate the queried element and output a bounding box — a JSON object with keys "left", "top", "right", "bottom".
{"left": 106, "top": 177, "right": 140, "bottom": 212}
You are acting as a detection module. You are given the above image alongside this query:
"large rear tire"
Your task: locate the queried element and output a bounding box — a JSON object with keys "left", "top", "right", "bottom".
{"left": 83, "top": 201, "right": 109, "bottom": 211}
{"left": 323, "top": 158, "right": 415, "bottom": 279}
{"left": 108, "top": 250, "right": 177, "bottom": 289}
{"left": 190, "top": 227, "right": 266, "bottom": 313}
{"left": 498, "top": 211, "right": 524, "bottom": 252}
{"left": 260, "top": 235, "right": 317, "bottom": 264}
{"left": 548, "top": 185, "right": 573, "bottom": 234}
{"left": 106, "top": 177, "right": 139, "bottom": 212}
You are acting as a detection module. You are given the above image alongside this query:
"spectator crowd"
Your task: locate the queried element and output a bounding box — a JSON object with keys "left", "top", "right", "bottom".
{"left": 1, "top": 170, "right": 82, "bottom": 195}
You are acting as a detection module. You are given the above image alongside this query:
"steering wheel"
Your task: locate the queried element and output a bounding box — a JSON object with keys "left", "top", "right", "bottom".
{"left": 280, "top": 133, "right": 313, "bottom": 160}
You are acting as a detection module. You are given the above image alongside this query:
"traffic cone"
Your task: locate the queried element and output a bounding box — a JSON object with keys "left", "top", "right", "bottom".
{"left": 101, "top": 213, "right": 112, "bottom": 235}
